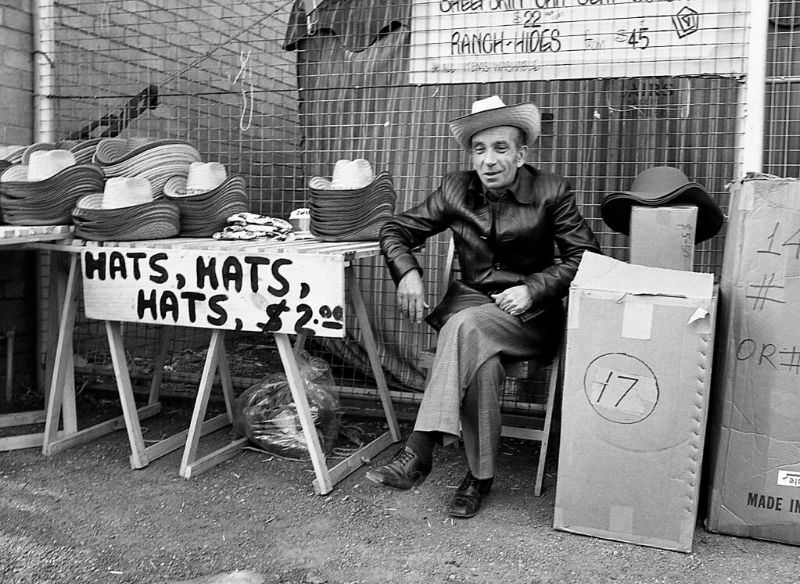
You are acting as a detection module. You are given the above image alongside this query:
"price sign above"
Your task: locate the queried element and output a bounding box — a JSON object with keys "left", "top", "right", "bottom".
{"left": 409, "top": 0, "right": 748, "bottom": 84}
{"left": 80, "top": 248, "right": 346, "bottom": 337}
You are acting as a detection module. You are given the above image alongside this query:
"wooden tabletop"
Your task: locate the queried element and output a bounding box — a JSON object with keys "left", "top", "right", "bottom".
{"left": 28, "top": 235, "right": 382, "bottom": 261}
{"left": 0, "top": 225, "right": 74, "bottom": 246}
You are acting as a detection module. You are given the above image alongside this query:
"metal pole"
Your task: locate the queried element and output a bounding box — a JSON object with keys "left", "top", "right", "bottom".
{"left": 33, "top": 0, "right": 58, "bottom": 396}
{"left": 33, "top": 0, "right": 57, "bottom": 143}
{"left": 741, "top": 0, "right": 769, "bottom": 175}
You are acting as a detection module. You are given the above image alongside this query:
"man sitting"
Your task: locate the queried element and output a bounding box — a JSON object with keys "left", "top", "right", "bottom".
{"left": 366, "top": 96, "right": 601, "bottom": 518}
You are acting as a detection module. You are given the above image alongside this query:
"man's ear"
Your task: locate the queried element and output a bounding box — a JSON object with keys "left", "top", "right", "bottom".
{"left": 516, "top": 144, "right": 528, "bottom": 167}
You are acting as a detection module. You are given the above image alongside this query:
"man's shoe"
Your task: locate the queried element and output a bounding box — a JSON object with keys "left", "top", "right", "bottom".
{"left": 365, "top": 446, "right": 432, "bottom": 490}
{"left": 448, "top": 471, "right": 493, "bottom": 518}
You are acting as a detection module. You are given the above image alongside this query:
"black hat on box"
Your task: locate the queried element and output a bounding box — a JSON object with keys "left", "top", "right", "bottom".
{"left": 601, "top": 166, "right": 724, "bottom": 243}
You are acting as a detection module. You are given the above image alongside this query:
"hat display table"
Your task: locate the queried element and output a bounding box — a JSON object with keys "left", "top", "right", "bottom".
{"left": 0, "top": 225, "right": 76, "bottom": 451}
{"left": 30, "top": 236, "right": 401, "bottom": 495}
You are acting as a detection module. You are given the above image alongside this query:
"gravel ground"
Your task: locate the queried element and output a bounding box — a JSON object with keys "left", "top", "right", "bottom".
{"left": 1, "top": 396, "right": 799, "bottom": 584}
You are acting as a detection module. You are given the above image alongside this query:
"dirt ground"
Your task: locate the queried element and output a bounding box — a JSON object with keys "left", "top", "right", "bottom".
{"left": 2, "top": 394, "right": 800, "bottom": 584}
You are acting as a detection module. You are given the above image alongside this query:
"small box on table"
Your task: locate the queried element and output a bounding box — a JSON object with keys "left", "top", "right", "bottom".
{"left": 554, "top": 252, "right": 717, "bottom": 552}
{"left": 705, "top": 176, "right": 800, "bottom": 546}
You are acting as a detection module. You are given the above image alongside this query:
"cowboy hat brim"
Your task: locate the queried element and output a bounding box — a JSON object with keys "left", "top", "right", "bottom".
{"left": 601, "top": 183, "right": 725, "bottom": 243}
{"left": 449, "top": 103, "right": 541, "bottom": 150}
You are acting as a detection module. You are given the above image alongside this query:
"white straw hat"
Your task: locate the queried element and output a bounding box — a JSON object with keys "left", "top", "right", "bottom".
{"left": 185, "top": 161, "right": 227, "bottom": 195}
{"left": 26, "top": 149, "right": 77, "bottom": 181}
{"left": 98, "top": 177, "right": 153, "bottom": 209}
{"left": 449, "top": 96, "right": 541, "bottom": 150}
{"left": 309, "top": 159, "right": 375, "bottom": 190}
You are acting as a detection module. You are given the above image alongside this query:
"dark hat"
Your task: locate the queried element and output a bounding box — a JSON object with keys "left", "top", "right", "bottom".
{"left": 601, "top": 166, "right": 724, "bottom": 243}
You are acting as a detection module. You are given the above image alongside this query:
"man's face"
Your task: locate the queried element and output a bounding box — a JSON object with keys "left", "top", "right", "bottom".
{"left": 470, "top": 125, "right": 527, "bottom": 194}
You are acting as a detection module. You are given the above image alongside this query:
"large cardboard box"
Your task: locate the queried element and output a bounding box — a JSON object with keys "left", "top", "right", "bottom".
{"left": 554, "top": 252, "right": 716, "bottom": 552}
{"left": 629, "top": 206, "right": 697, "bottom": 271}
{"left": 705, "top": 177, "right": 800, "bottom": 546}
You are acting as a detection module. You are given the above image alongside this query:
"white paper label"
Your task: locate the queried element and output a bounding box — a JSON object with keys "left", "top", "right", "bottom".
{"left": 777, "top": 470, "right": 800, "bottom": 488}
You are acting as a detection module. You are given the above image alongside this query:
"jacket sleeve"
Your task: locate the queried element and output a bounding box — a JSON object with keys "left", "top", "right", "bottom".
{"left": 522, "top": 178, "right": 601, "bottom": 306}
{"left": 379, "top": 181, "right": 453, "bottom": 285}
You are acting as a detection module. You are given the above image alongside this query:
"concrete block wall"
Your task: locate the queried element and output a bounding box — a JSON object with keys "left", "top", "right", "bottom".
{"left": 0, "top": 1, "right": 33, "bottom": 145}
{"left": 0, "top": 1, "right": 37, "bottom": 396}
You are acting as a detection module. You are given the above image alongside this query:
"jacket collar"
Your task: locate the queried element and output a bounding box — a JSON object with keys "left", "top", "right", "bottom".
{"left": 467, "top": 164, "right": 538, "bottom": 205}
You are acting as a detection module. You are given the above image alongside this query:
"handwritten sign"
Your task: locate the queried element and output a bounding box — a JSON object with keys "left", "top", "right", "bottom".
{"left": 583, "top": 353, "right": 659, "bottom": 424}
{"left": 409, "top": 0, "right": 747, "bottom": 84}
{"left": 732, "top": 217, "right": 800, "bottom": 376}
{"left": 80, "top": 248, "right": 346, "bottom": 337}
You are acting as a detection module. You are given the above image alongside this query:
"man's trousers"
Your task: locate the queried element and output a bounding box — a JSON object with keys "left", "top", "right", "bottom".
{"left": 414, "top": 302, "right": 561, "bottom": 479}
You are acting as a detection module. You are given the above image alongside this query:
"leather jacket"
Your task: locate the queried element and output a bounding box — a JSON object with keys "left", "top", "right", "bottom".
{"left": 380, "top": 164, "right": 601, "bottom": 327}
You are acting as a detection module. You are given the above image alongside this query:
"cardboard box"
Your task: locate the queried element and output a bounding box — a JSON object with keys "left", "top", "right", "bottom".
{"left": 553, "top": 252, "right": 716, "bottom": 552}
{"left": 705, "top": 177, "right": 800, "bottom": 546}
{"left": 629, "top": 205, "right": 697, "bottom": 270}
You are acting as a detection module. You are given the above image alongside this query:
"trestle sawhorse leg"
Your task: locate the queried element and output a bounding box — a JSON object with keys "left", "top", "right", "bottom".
{"left": 178, "top": 330, "right": 247, "bottom": 478}
{"left": 99, "top": 325, "right": 245, "bottom": 473}
{"left": 41, "top": 254, "right": 161, "bottom": 458}
{"left": 178, "top": 265, "right": 403, "bottom": 490}
{"left": 272, "top": 266, "right": 402, "bottom": 495}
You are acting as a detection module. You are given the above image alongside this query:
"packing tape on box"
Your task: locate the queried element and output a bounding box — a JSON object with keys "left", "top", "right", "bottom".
{"left": 740, "top": 184, "right": 755, "bottom": 212}
{"left": 622, "top": 300, "right": 653, "bottom": 339}
{"left": 688, "top": 306, "right": 711, "bottom": 334}
{"left": 567, "top": 289, "right": 581, "bottom": 329}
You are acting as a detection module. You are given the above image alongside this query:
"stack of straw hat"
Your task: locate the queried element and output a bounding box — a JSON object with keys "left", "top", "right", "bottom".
{"left": 163, "top": 161, "right": 248, "bottom": 237}
{"left": 307, "top": 159, "right": 396, "bottom": 241}
{"left": 0, "top": 148, "right": 104, "bottom": 225}
{"left": 72, "top": 176, "right": 180, "bottom": 241}
{"left": 63, "top": 138, "right": 103, "bottom": 165}
{"left": 0, "top": 145, "right": 26, "bottom": 174}
{"left": 93, "top": 137, "right": 201, "bottom": 196}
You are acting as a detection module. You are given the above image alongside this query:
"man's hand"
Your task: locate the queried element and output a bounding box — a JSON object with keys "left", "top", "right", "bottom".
{"left": 491, "top": 285, "right": 533, "bottom": 317}
{"left": 397, "top": 270, "right": 428, "bottom": 324}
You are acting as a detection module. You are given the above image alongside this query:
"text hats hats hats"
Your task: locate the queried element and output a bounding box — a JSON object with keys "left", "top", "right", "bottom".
{"left": 601, "top": 166, "right": 724, "bottom": 243}
{"left": 449, "top": 95, "right": 541, "bottom": 150}
{"left": 309, "top": 159, "right": 375, "bottom": 191}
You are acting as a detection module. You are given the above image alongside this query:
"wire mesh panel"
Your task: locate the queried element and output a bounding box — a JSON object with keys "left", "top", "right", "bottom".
{"left": 766, "top": 0, "right": 800, "bottom": 177}
{"left": 40, "top": 1, "right": 753, "bottom": 402}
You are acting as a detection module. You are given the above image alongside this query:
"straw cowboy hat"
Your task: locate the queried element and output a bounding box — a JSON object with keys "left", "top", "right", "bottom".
{"left": 0, "top": 145, "right": 26, "bottom": 164}
{"left": 163, "top": 164, "right": 249, "bottom": 237}
{"left": 601, "top": 166, "right": 724, "bottom": 243}
{"left": 81, "top": 176, "right": 154, "bottom": 209}
{"left": 184, "top": 161, "right": 227, "bottom": 194}
{"left": 309, "top": 159, "right": 375, "bottom": 191}
{"left": 0, "top": 149, "right": 78, "bottom": 183}
{"left": 26, "top": 149, "right": 78, "bottom": 181}
{"left": 92, "top": 137, "right": 202, "bottom": 196}
{"left": 449, "top": 95, "right": 541, "bottom": 150}
{"left": 307, "top": 159, "right": 396, "bottom": 241}
{"left": 0, "top": 148, "right": 104, "bottom": 226}
{"left": 73, "top": 176, "right": 181, "bottom": 241}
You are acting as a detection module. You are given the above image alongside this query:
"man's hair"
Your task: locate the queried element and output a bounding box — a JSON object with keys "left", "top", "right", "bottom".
{"left": 511, "top": 126, "right": 526, "bottom": 148}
